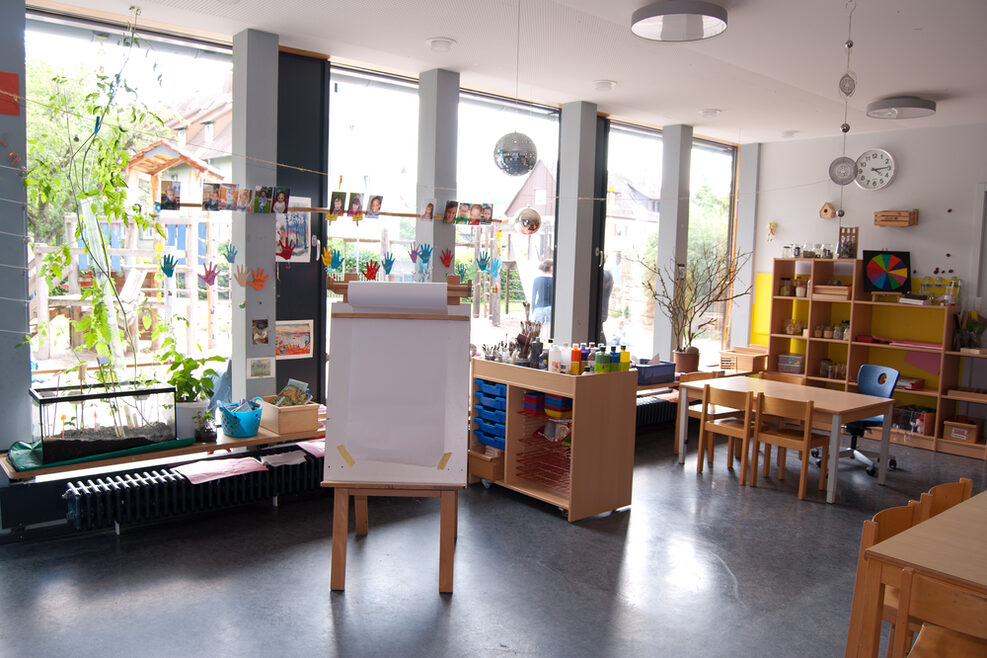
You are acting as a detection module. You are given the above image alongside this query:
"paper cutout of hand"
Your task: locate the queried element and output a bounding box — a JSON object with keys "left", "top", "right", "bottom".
{"left": 233, "top": 265, "right": 249, "bottom": 287}
{"left": 476, "top": 251, "right": 490, "bottom": 273}
{"left": 491, "top": 257, "right": 502, "bottom": 274}
{"left": 321, "top": 246, "right": 332, "bottom": 267}
{"left": 160, "top": 254, "right": 176, "bottom": 278}
{"left": 409, "top": 241, "right": 419, "bottom": 264}
{"left": 329, "top": 248, "right": 344, "bottom": 270}
{"left": 382, "top": 252, "right": 395, "bottom": 275}
{"left": 440, "top": 248, "right": 453, "bottom": 268}
{"left": 456, "top": 263, "right": 469, "bottom": 280}
{"left": 222, "top": 244, "right": 237, "bottom": 264}
{"left": 362, "top": 260, "right": 381, "bottom": 280}
{"left": 418, "top": 243, "right": 433, "bottom": 264}
{"left": 247, "top": 267, "right": 268, "bottom": 291}
{"left": 277, "top": 238, "right": 296, "bottom": 260}
{"left": 199, "top": 262, "right": 219, "bottom": 286}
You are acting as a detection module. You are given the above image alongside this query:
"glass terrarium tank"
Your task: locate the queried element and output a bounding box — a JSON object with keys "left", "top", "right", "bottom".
{"left": 29, "top": 382, "right": 177, "bottom": 464}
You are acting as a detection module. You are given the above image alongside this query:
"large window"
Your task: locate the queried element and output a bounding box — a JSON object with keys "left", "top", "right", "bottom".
{"left": 688, "top": 139, "right": 737, "bottom": 355}
{"left": 603, "top": 122, "right": 663, "bottom": 358}
{"left": 25, "top": 14, "right": 233, "bottom": 379}
{"left": 457, "top": 93, "right": 559, "bottom": 347}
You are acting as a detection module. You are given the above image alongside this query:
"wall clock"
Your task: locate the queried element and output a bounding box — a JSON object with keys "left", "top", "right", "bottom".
{"left": 855, "top": 148, "right": 896, "bottom": 190}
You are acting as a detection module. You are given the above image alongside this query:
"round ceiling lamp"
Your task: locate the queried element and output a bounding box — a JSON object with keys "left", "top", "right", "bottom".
{"left": 514, "top": 207, "right": 542, "bottom": 235}
{"left": 866, "top": 96, "right": 936, "bottom": 119}
{"left": 494, "top": 132, "right": 538, "bottom": 176}
{"left": 631, "top": 0, "right": 727, "bottom": 42}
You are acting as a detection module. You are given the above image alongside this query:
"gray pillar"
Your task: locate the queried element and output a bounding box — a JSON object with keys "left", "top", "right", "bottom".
{"left": 416, "top": 69, "right": 458, "bottom": 281}
{"left": 731, "top": 142, "right": 759, "bottom": 347}
{"left": 654, "top": 124, "right": 692, "bottom": 358}
{"left": 555, "top": 101, "right": 599, "bottom": 344}
{"left": 231, "top": 29, "right": 278, "bottom": 401}
{"left": 0, "top": 1, "right": 30, "bottom": 456}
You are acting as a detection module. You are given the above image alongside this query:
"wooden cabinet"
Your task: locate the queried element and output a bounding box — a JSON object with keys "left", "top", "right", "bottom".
{"left": 766, "top": 258, "right": 986, "bottom": 461}
{"left": 469, "top": 359, "right": 637, "bottom": 521}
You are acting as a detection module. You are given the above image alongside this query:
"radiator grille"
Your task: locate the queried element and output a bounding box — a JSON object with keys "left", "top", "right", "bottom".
{"left": 63, "top": 450, "right": 324, "bottom": 531}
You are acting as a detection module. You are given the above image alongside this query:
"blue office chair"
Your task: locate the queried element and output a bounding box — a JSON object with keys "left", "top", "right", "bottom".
{"left": 843, "top": 364, "right": 900, "bottom": 476}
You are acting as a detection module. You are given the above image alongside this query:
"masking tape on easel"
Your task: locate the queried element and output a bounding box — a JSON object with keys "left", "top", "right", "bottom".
{"left": 436, "top": 452, "right": 452, "bottom": 470}
{"left": 336, "top": 444, "right": 355, "bottom": 467}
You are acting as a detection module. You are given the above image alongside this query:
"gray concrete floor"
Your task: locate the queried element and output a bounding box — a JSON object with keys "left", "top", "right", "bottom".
{"left": 1, "top": 425, "right": 984, "bottom": 657}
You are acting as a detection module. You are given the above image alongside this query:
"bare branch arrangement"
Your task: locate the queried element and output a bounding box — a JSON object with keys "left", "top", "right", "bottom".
{"left": 642, "top": 242, "right": 752, "bottom": 352}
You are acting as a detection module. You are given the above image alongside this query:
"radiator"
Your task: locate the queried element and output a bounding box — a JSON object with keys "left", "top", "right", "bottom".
{"left": 636, "top": 394, "right": 676, "bottom": 427}
{"left": 63, "top": 450, "right": 324, "bottom": 532}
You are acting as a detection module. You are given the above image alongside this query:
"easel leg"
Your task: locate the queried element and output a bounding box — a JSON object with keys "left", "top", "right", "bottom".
{"left": 439, "top": 490, "right": 456, "bottom": 593}
{"left": 354, "top": 495, "right": 368, "bottom": 535}
{"left": 331, "top": 487, "right": 349, "bottom": 591}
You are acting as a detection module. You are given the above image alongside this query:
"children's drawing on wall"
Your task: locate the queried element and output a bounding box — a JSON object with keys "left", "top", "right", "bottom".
{"left": 253, "top": 186, "right": 273, "bottom": 213}
{"left": 366, "top": 195, "right": 383, "bottom": 218}
{"left": 246, "top": 357, "right": 274, "bottom": 379}
{"left": 276, "top": 196, "right": 311, "bottom": 262}
{"left": 160, "top": 180, "right": 181, "bottom": 210}
{"left": 276, "top": 319, "right": 314, "bottom": 360}
{"left": 251, "top": 318, "right": 269, "bottom": 345}
{"left": 272, "top": 186, "right": 290, "bottom": 213}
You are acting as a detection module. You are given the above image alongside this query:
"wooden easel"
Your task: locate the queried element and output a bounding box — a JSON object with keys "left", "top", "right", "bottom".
{"left": 323, "top": 481, "right": 462, "bottom": 593}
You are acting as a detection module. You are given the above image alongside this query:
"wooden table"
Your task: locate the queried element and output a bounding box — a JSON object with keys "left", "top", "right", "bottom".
{"left": 849, "top": 490, "right": 987, "bottom": 657}
{"left": 677, "top": 377, "right": 893, "bottom": 504}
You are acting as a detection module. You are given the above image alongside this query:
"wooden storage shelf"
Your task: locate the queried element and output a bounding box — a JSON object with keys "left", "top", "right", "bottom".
{"left": 470, "top": 359, "right": 637, "bottom": 521}
{"left": 768, "top": 257, "right": 983, "bottom": 461}
{"left": 770, "top": 333, "right": 808, "bottom": 340}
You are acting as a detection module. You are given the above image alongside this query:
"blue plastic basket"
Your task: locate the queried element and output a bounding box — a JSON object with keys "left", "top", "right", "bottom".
{"left": 474, "top": 378, "right": 507, "bottom": 397}
{"left": 474, "top": 430, "right": 505, "bottom": 451}
{"left": 219, "top": 398, "right": 263, "bottom": 438}
{"left": 474, "top": 418, "right": 505, "bottom": 437}
{"left": 473, "top": 391, "right": 507, "bottom": 411}
{"left": 475, "top": 405, "right": 507, "bottom": 424}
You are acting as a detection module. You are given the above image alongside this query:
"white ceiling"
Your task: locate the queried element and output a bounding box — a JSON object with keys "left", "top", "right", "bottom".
{"left": 34, "top": 0, "right": 987, "bottom": 144}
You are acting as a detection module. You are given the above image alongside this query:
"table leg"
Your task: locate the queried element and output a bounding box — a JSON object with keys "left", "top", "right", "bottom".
{"left": 331, "top": 487, "right": 349, "bottom": 591}
{"left": 439, "top": 490, "right": 456, "bottom": 593}
{"left": 677, "top": 390, "right": 690, "bottom": 465}
{"left": 878, "top": 404, "right": 891, "bottom": 486}
{"left": 354, "top": 495, "right": 368, "bottom": 535}
{"left": 826, "top": 414, "right": 842, "bottom": 504}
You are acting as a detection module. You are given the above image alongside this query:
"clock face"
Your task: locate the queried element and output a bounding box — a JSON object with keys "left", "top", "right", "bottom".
{"left": 855, "top": 148, "right": 896, "bottom": 190}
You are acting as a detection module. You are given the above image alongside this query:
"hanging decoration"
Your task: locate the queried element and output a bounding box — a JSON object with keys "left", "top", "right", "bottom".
{"left": 382, "top": 252, "right": 396, "bottom": 275}
{"left": 494, "top": 0, "right": 537, "bottom": 176}
{"left": 440, "top": 248, "right": 453, "bottom": 268}
{"left": 198, "top": 262, "right": 219, "bottom": 286}
{"left": 361, "top": 260, "right": 381, "bottom": 281}
{"left": 476, "top": 251, "right": 491, "bottom": 273}
{"left": 515, "top": 206, "right": 542, "bottom": 235}
{"left": 827, "top": 0, "right": 858, "bottom": 221}
{"left": 160, "top": 254, "right": 176, "bottom": 278}
{"left": 233, "top": 265, "right": 249, "bottom": 287}
{"left": 247, "top": 267, "right": 268, "bottom": 291}
{"left": 223, "top": 244, "right": 237, "bottom": 264}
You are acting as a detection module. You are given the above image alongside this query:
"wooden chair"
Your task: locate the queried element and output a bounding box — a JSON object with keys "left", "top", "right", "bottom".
{"left": 696, "top": 385, "right": 756, "bottom": 484}
{"left": 916, "top": 477, "right": 973, "bottom": 521}
{"left": 890, "top": 567, "right": 987, "bottom": 658}
{"left": 759, "top": 371, "right": 803, "bottom": 384}
{"left": 749, "top": 394, "right": 829, "bottom": 499}
{"left": 673, "top": 371, "right": 734, "bottom": 455}
{"left": 845, "top": 501, "right": 924, "bottom": 656}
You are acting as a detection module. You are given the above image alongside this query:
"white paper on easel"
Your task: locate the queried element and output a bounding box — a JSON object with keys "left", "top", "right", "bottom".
{"left": 347, "top": 281, "right": 448, "bottom": 313}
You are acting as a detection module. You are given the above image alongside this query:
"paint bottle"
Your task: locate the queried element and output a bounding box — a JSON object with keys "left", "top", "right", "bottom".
{"left": 609, "top": 346, "right": 620, "bottom": 373}
{"left": 549, "top": 342, "right": 562, "bottom": 373}
{"left": 620, "top": 345, "right": 630, "bottom": 372}
{"left": 540, "top": 339, "right": 552, "bottom": 370}
{"left": 594, "top": 348, "right": 607, "bottom": 373}
{"left": 571, "top": 345, "right": 582, "bottom": 375}
{"left": 559, "top": 344, "right": 571, "bottom": 375}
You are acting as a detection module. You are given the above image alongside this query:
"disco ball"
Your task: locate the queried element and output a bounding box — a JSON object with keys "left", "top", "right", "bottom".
{"left": 494, "top": 132, "right": 537, "bottom": 176}
{"left": 515, "top": 206, "right": 542, "bottom": 235}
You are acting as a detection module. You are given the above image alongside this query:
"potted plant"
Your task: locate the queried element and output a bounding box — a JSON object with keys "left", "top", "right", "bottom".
{"left": 646, "top": 243, "right": 752, "bottom": 372}
{"left": 193, "top": 410, "right": 217, "bottom": 442}
{"left": 158, "top": 322, "right": 224, "bottom": 439}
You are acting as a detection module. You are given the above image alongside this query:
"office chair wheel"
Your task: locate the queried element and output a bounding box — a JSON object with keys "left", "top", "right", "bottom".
{"left": 866, "top": 465, "right": 877, "bottom": 477}
{"left": 888, "top": 458, "right": 897, "bottom": 471}
{"left": 481, "top": 479, "right": 492, "bottom": 489}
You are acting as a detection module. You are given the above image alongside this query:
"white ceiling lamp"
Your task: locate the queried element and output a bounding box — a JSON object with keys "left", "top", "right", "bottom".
{"left": 699, "top": 107, "right": 721, "bottom": 118}
{"left": 426, "top": 37, "right": 456, "bottom": 53}
{"left": 494, "top": 0, "right": 538, "bottom": 176}
{"left": 866, "top": 96, "right": 936, "bottom": 119}
{"left": 631, "top": 1, "right": 727, "bottom": 42}
{"left": 593, "top": 80, "right": 617, "bottom": 92}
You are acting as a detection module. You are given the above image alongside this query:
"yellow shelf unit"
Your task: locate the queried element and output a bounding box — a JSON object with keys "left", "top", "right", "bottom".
{"left": 765, "top": 257, "right": 985, "bottom": 461}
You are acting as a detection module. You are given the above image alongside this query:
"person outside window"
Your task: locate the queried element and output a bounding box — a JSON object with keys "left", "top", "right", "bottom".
{"left": 531, "top": 259, "right": 553, "bottom": 324}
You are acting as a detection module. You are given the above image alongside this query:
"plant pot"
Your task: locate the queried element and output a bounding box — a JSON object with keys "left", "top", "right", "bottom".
{"left": 176, "top": 400, "right": 209, "bottom": 440}
{"left": 673, "top": 349, "right": 700, "bottom": 373}
{"left": 194, "top": 426, "right": 217, "bottom": 443}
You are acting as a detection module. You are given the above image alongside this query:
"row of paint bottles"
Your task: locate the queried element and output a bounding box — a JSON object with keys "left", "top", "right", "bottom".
{"left": 542, "top": 341, "right": 630, "bottom": 374}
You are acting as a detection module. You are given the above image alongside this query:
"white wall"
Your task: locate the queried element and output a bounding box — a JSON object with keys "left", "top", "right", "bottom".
{"left": 753, "top": 123, "right": 987, "bottom": 306}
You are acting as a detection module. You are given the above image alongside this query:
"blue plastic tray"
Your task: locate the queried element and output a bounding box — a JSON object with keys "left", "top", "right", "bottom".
{"left": 474, "top": 391, "right": 507, "bottom": 411}
{"left": 474, "top": 430, "right": 505, "bottom": 451}
{"left": 474, "top": 378, "right": 507, "bottom": 397}
{"left": 474, "top": 417, "right": 505, "bottom": 437}
{"left": 475, "top": 405, "right": 507, "bottom": 424}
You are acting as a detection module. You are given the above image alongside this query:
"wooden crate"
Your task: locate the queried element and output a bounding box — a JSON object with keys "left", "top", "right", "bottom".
{"left": 943, "top": 418, "right": 984, "bottom": 444}
{"left": 720, "top": 345, "right": 768, "bottom": 371}
{"left": 259, "top": 396, "right": 320, "bottom": 435}
{"left": 874, "top": 209, "right": 918, "bottom": 227}
{"left": 812, "top": 284, "right": 851, "bottom": 301}
{"left": 468, "top": 449, "right": 504, "bottom": 481}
